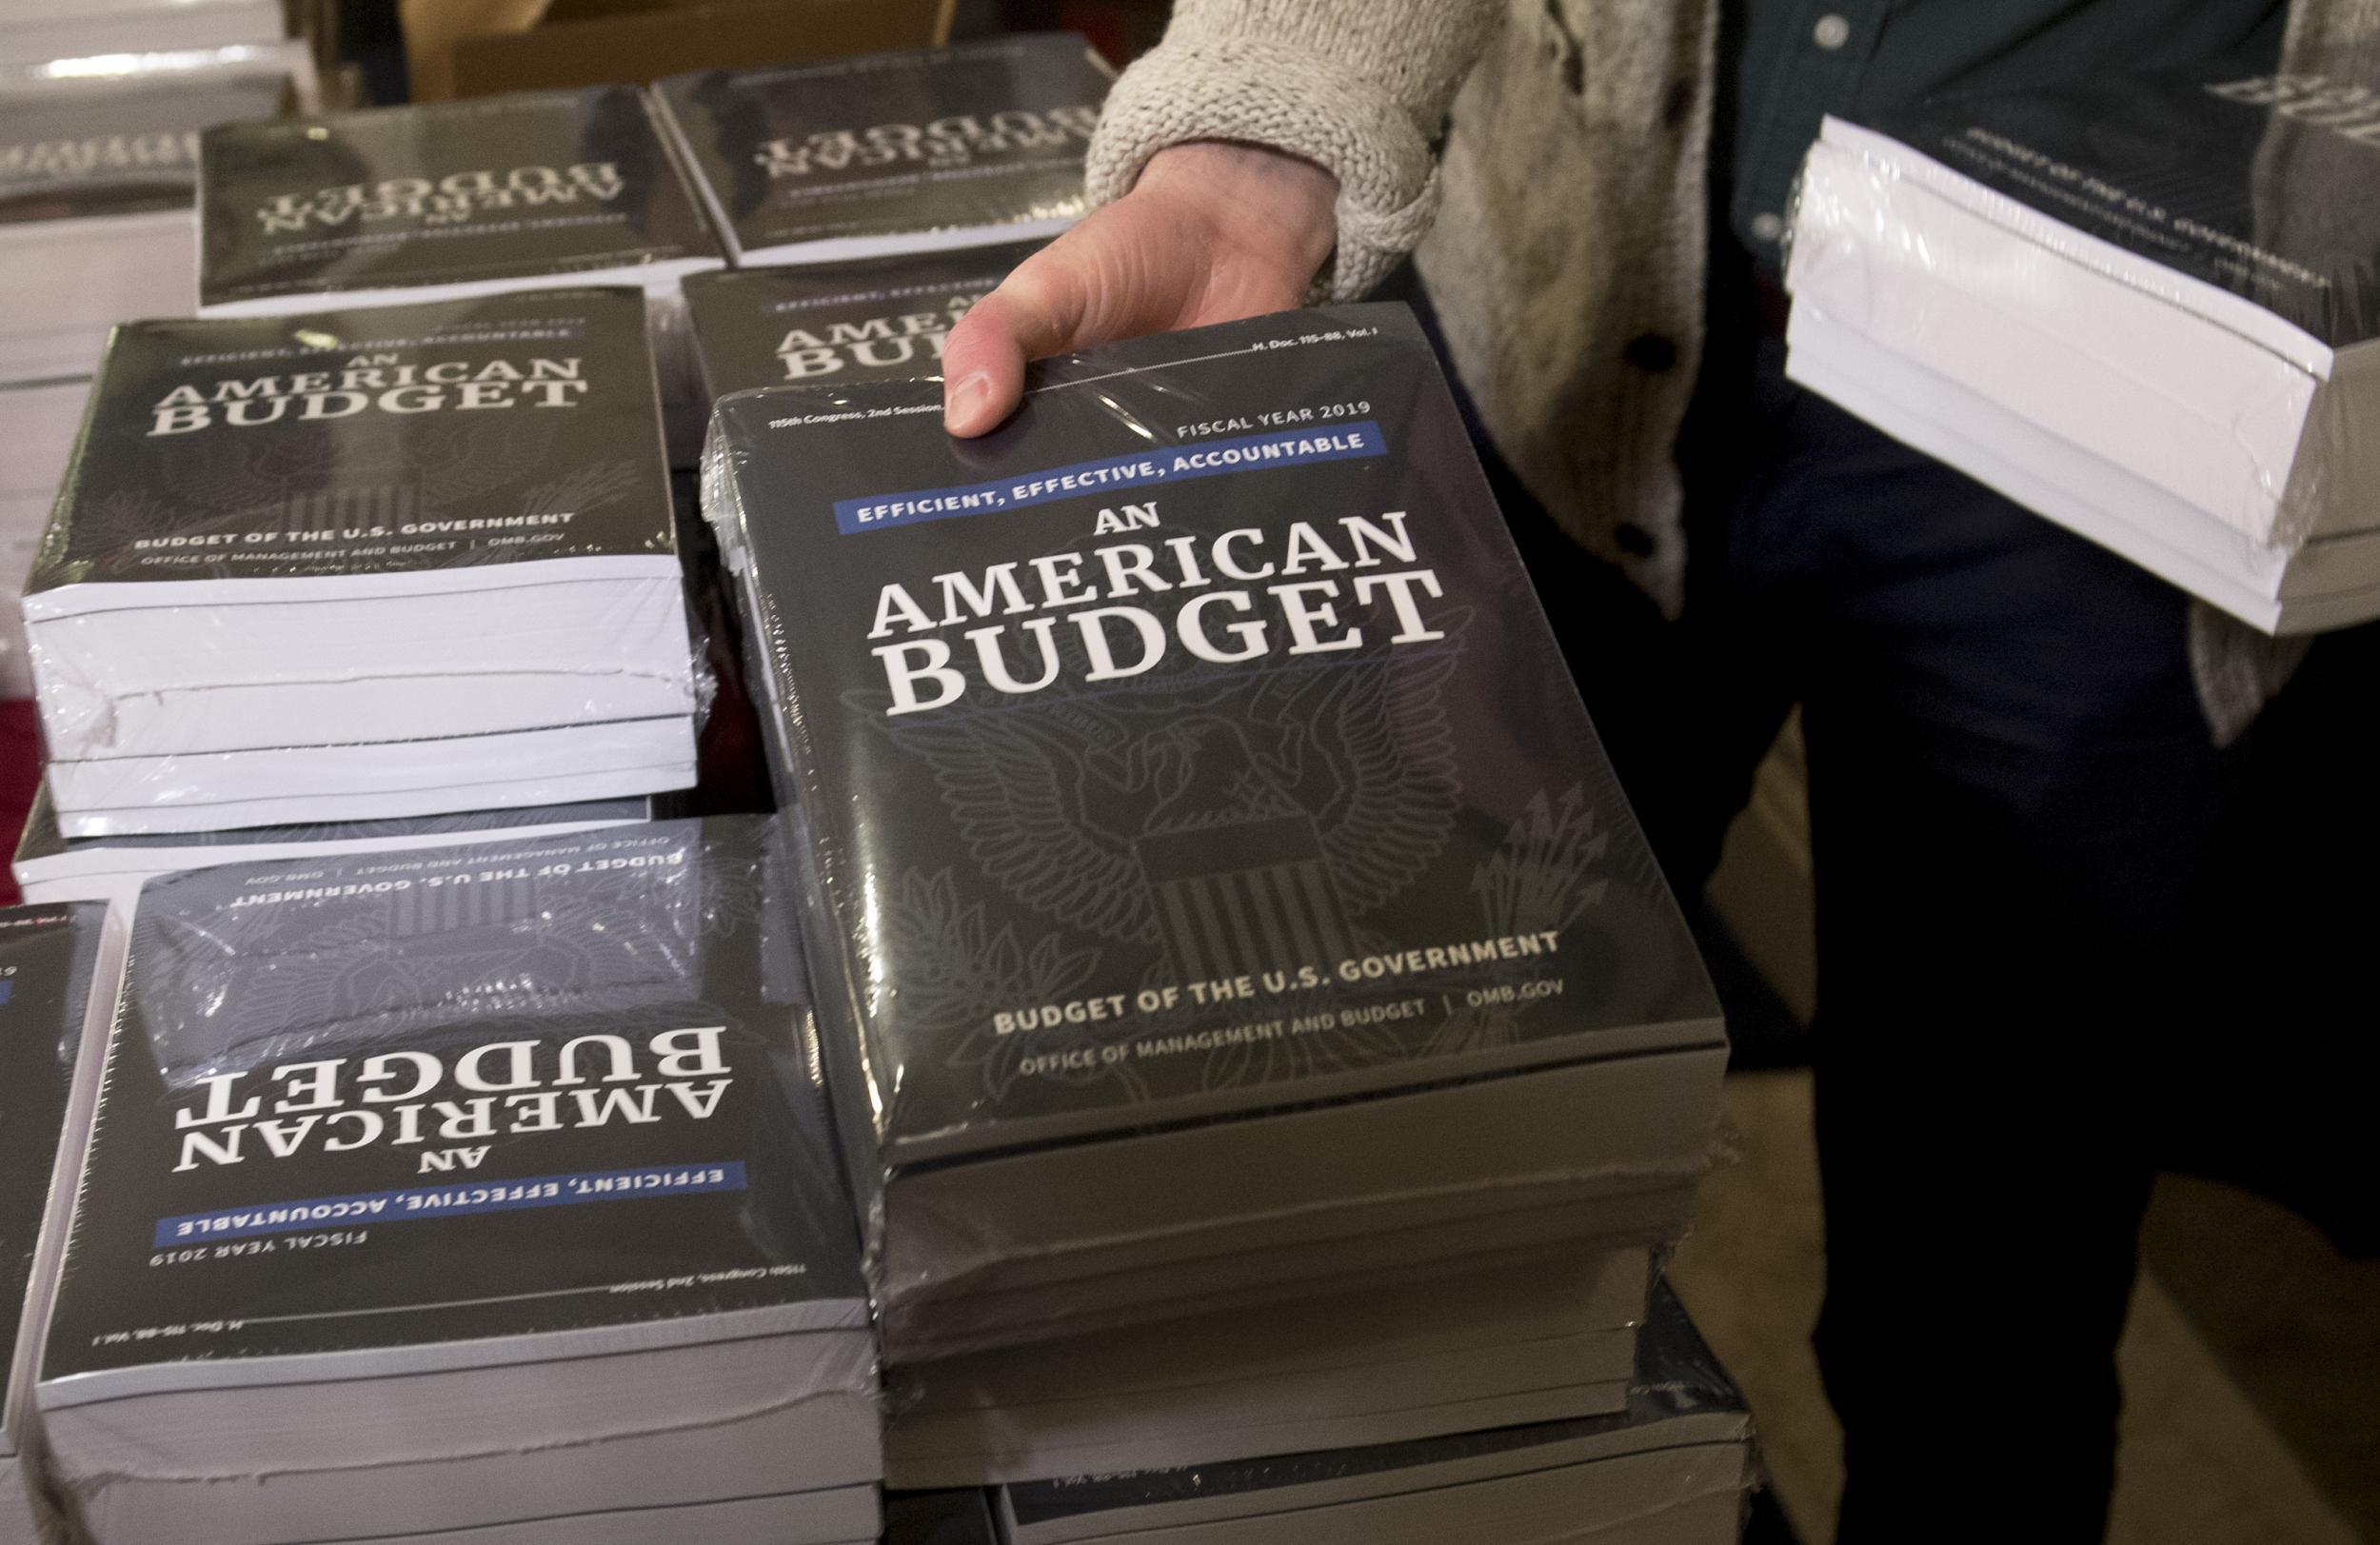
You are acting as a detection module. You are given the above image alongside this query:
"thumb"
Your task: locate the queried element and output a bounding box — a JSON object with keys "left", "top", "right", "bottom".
{"left": 941, "top": 249, "right": 1091, "bottom": 438}
{"left": 940, "top": 143, "right": 1337, "bottom": 438}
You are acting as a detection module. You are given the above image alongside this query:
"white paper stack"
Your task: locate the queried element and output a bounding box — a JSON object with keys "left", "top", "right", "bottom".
{"left": 653, "top": 35, "right": 1110, "bottom": 267}
{"left": 0, "top": 0, "right": 285, "bottom": 69}
{"left": 1, "top": 902, "right": 128, "bottom": 1545}
{"left": 35, "top": 820, "right": 883, "bottom": 1545}
{"left": 21, "top": 287, "right": 698, "bottom": 836}
{"left": 1786, "top": 58, "right": 2380, "bottom": 634}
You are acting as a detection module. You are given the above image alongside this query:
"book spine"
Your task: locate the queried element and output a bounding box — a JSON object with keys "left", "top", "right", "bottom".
{"left": 642, "top": 87, "right": 729, "bottom": 267}
{"left": 649, "top": 88, "right": 742, "bottom": 267}
{"left": 18, "top": 907, "right": 129, "bottom": 1436}
{"left": 22, "top": 336, "right": 118, "bottom": 599}
{"left": 704, "top": 434, "right": 889, "bottom": 1271}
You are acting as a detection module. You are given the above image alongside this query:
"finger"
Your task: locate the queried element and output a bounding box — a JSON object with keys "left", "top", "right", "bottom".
{"left": 943, "top": 198, "right": 1218, "bottom": 436}
{"left": 942, "top": 242, "right": 1095, "bottom": 437}
{"left": 942, "top": 141, "right": 1340, "bottom": 434}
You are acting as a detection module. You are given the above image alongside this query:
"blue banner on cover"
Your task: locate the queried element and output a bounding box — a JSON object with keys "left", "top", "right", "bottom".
{"left": 152, "top": 1162, "right": 747, "bottom": 1248}
{"left": 832, "top": 420, "right": 1387, "bottom": 535}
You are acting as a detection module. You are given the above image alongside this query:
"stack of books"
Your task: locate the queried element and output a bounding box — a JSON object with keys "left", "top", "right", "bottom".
{"left": 684, "top": 241, "right": 1043, "bottom": 402}
{"left": 705, "top": 304, "right": 1728, "bottom": 1366}
{"left": 10, "top": 784, "right": 650, "bottom": 905}
{"left": 0, "top": 54, "right": 305, "bottom": 695}
{"left": 1786, "top": 57, "right": 2380, "bottom": 633}
{"left": 994, "top": 1283, "right": 1754, "bottom": 1545}
{"left": 0, "top": 30, "right": 1764, "bottom": 1545}
{"left": 653, "top": 35, "right": 1109, "bottom": 267}
{"left": 35, "top": 818, "right": 884, "bottom": 1545}
{"left": 19, "top": 287, "right": 699, "bottom": 836}
{"left": 0, "top": 902, "right": 126, "bottom": 1545}
{"left": 198, "top": 85, "right": 726, "bottom": 462}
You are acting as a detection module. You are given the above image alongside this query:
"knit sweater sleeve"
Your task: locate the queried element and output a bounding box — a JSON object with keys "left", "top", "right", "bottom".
{"left": 1085, "top": 1, "right": 1507, "bottom": 299}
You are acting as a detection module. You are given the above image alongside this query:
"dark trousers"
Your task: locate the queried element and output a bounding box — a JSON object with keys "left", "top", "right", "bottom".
{"left": 1417, "top": 270, "right": 2373, "bottom": 1539}
{"left": 1708, "top": 342, "right": 2222, "bottom": 1544}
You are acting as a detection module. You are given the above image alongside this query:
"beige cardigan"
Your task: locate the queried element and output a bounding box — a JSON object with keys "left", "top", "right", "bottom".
{"left": 1087, "top": 0, "right": 2380, "bottom": 738}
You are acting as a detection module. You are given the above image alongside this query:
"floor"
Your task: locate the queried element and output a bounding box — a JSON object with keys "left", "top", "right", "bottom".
{"left": 1681, "top": 720, "right": 2379, "bottom": 1544}
{"left": 1668, "top": 1069, "right": 2380, "bottom": 1545}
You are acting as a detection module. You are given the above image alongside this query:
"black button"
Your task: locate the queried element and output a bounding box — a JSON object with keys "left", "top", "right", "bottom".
{"left": 1616, "top": 523, "right": 1658, "bottom": 557}
{"left": 1623, "top": 333, "right": 1679, "bottom": 373}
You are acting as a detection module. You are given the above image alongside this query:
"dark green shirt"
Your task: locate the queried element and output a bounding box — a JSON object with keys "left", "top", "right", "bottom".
{"left": 1728, "top": 0, "right": 2285, "bottom": 265}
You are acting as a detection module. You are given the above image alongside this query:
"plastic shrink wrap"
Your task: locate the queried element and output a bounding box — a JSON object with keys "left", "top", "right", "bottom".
{"left": 704, "top": 301, "right": 1728, "bottom": 1362}
{"left": 34, "top": 818, "right": 882, "bottom": 1545}
{"left": 1785, "top": 53, "right": 2380, "bottom": 633}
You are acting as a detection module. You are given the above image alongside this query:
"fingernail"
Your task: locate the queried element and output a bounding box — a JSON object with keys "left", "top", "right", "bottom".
{"left": 945, "top": 371, "right": 993, "bottom": 434}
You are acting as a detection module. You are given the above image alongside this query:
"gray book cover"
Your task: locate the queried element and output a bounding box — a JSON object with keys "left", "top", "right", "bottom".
{"left": 710, "top": 302, "right": 1723, "bottom": 1167}
{"left": 1002, "top": 1278, "right": 1744, "bottom": 1525}
{"left": 199, "top": 86, "right": 719, "bottom": 309}
{"left": 0, "top": 71, "right": 290, "bottom": 225}
{"left": 0, "top": 903, "right": 109, "bottom": 1440}
{"left": 683, "top": 241, "right": 1042, "bottom": 398}
{"left": 27, "top": 287, "right": 673, "bottom": 591}
{"left": 40, "top": 818, "right": 863, "bottom": 1386}
{"left": 656, "top": 36, "right": 1106, "bottom": 254}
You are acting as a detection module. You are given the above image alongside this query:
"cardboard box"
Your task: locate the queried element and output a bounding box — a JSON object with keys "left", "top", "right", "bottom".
{"left": 402, "top": 0, "right": 955, "bottom": 102}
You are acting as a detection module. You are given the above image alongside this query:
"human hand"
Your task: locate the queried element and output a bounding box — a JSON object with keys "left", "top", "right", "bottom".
{"left": 941, "top": 140, "right": 1339, "bottom": 437}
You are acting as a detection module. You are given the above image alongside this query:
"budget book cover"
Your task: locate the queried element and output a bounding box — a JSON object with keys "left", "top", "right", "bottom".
{"left": 683, "top": 241, "right": 1041, "bottom": 397}
{"left": 707, "top": 301, "right": 1724, "bottom": 1167}
{"left": 199, "top": 86, "right": 718, "bottom": 311}
{"left": 38, "top": 819, "right": 862, "bottom": 1400}
{"left": 656, "top": 35, "right": 1109, "bottom": 261}
{"left": 29, "top": 287, "right": 672, "bottom": 595}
